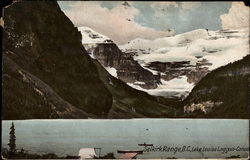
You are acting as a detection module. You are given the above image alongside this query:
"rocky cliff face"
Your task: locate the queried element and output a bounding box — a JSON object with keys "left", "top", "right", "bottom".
{"left": 93, "top": 43, "right": 161, "bottom": 89}
{"left": 145, "top": 59, "right": 211, "bottom": 84}
{"left": 181, "top": 54, "right": 250, "bottom": 119}
{"left": 78, "top": 27, "right": 161, "bottom": 89}
{"left": 3, "top": 1, "right": 113, "bottom": 119}
{"left": 2, "top": 1, "right": 176, "bottom": 119}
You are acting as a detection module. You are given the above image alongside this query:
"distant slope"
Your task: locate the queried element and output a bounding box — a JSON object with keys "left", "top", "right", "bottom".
{"left": 182, "top": 55, "right": 250, "bottom": 119}
{"left": 93, "top": 60, "right": 176, "bottom": 118}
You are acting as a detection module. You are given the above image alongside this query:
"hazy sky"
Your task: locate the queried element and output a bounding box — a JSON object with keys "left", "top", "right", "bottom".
{"left": 58, "top": 1, "right": 249, "bottom": 44}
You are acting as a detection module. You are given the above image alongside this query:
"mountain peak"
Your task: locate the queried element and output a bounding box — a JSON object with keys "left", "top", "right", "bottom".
{"left": 78, "top": 26, "right": 113, "bottom": 44}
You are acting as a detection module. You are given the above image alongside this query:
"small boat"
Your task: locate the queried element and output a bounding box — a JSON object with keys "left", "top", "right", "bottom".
{"left": 117, "top": 150, "right": 143, "bottom": 154}
{"left": 138, "top": 142, "right": 153, "bottom": 146}
{"left": 119, "top": 153, "right": 138, "bottom": 159}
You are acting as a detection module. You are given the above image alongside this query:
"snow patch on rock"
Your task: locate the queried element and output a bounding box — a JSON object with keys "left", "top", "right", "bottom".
{"left": 122, "top": 28, "right": 249, "bottom": 97}
{"left": 128, "top": 76, "right": 194, "bottom": 98}
{"left": 105, "top": 67, "right": 118, "bottom": 78}
{"left": 78, "top": 26, "right": 112, "bottom": 44}
{"left": 120, "top": 28, "right": 249, "bottom": 70}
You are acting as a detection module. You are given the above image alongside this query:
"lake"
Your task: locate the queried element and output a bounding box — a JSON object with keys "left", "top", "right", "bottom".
{"left": 2, "top": 119, "right": 249, "bottom": 158}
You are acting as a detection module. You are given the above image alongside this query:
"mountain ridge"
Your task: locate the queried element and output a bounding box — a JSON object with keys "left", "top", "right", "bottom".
{"left": 181, "top": 54, "right": 250, "bottom": 118}
{"left": 2, "top": 1, "right": 176, "bottom": 119}
{"left": 79, "top": 24, "right": 249, "bottom": 99}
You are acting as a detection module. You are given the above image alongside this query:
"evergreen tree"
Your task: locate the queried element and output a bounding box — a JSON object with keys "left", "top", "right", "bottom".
{"left": 8, "top": 122, "right": 16, "bottom": 155}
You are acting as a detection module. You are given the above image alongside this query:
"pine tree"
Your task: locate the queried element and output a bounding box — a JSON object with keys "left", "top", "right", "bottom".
{"left": 8, "top": 122, "right": 16, "bottom": 155}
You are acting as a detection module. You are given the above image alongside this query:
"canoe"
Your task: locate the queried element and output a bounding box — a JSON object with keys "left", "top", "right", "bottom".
{"left": 117, "top": 150, "right": 143, "bottom": 154}
{"left": 138, "top": 143, "right": 153, "bottom": 146}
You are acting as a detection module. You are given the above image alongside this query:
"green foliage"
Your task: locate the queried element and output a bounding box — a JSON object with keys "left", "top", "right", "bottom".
{"left": 8, "top": 122, "right": 16, "bottom": 155}
{"left": 2, "top": 147, "right": 79, "bottom": 159}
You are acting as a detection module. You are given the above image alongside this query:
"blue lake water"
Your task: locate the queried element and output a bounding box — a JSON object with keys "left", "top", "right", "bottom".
{"left": 1, "top": 119, "right": 249, "bottom": 158}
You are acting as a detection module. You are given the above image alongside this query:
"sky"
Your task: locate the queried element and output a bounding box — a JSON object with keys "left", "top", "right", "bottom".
{"left": 58, "top": 1, "right": 249, "bottom": 45}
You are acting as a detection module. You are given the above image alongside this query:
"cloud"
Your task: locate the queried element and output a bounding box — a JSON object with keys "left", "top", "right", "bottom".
{"left": 61, "top": 1, "right": 172, "bottom": 45}
{"left": 181, "top": 2, "right": 201, "bottom": 10}
{"left": 151, "top": 2, "right": 201, "bottom": 10}
{"left": 151, "top": 1, "right": 178, "bottom": 9}
{"left": 220, "top": 2, "right": 250, "bottom": 29}
{"left": 151, "top": 2, "right": 178, "bottom": 17}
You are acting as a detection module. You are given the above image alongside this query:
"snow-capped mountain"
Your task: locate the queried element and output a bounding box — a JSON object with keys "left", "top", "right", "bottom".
{"left": 78, "top": 26, "right": 113, "bottom": 44}
{"left": 78, "top": 26, "right": 249, "bottom": 99}
{"left": 78, "top": 26, "right": 113, "bottom": 58}
{"left": 79, "top": 26, "right": 161, "bottom": 90}
{"left": 120, "top": 28, "right": 249, "bottom": 98}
